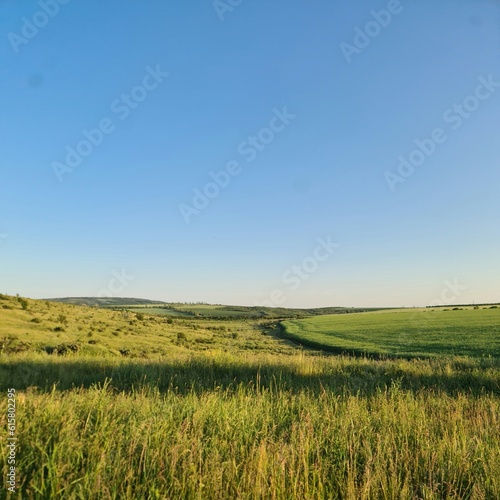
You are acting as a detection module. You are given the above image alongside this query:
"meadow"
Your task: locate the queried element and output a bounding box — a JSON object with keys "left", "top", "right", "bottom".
{"left": 282, "top": 307, "right": 500, "bottom": 358}
{"left": 1, "top": 294, "right": 500, "bottom": 499}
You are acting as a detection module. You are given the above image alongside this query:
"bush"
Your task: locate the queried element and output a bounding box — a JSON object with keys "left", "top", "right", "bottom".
{"left": 195, "top": 337, "right": 214, "bottom": 344}
{"left": 136, "top": 313, "right": 144, "bottom": 321}
{"left": 53, "top": 326, "right": 65, "bottom": 332}
{"left": 1, "top": 336, "right": 31, "bottom": 354}
{"left": 166, "top": 318, "right": 174, "bottom": 324}
{"left": 19, "top": 298, "right": 29, "bottom": 311}
{"left": 57, "top": 314, "right": 68, "bottom": 325}
{"left": 31, "top": 318, "right": 42, "bottom": 323}
{"left": 46, "top": 343, "right": 79, "bottom": 355}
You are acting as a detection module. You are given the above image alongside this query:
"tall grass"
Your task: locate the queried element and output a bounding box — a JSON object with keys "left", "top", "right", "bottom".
{"left": 1, "top": 352, "right": 500, "bottom": 499}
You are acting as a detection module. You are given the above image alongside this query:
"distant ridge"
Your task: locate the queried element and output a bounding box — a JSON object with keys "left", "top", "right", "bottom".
{"left": 45, "top": 297, "right": 168, "bottom": 307}
{"left": 44, "top": 297, "right": 386, "bottom": 319}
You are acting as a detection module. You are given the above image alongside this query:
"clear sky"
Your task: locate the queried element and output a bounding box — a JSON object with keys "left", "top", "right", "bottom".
{"left": 1, "top": 0, "right": 499, "bottom": 308}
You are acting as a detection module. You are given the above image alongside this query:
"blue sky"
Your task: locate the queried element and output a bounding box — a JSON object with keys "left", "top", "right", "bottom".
{"left": 1, "top": 0, "right": 499, "bottom": 307}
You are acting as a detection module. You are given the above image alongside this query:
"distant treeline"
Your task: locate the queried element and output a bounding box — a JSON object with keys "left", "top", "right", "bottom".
{"left": 426, "top": 302, "right": 500, "bottom": 308}
{"left": 46, "top": 297, "right": 167, "bottom": 307}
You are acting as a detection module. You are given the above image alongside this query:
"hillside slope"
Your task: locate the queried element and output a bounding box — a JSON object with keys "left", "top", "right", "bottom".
{"left": 0, "top": 294, "right": 294, "bottom": 357}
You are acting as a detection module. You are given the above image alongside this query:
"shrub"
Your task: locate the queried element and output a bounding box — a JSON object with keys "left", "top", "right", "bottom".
{"left": 57, "top": 314, "right": 68, "bottom": 325}
{"left": 136, "top": 313, "right": 145, "bottom": 321}
{"left": 53, "top": 327, "right": 65, "bottom": 332}
{"left": 19, "top": 298, "right": 29, "bottom": 311}
{"left": 1, "top": 336, "right": 31, "bottom": 354}
{"left": 54, "top": 343, "right": 79, "bottom": 355}
{"left": 31, "top": 318, "right": 42, "bottom": 323}
{"left": 166, "top": 318, "right": 174, "bottom": 324}
{"left": 45, "top": 343, "right": 79, "bottom": 355}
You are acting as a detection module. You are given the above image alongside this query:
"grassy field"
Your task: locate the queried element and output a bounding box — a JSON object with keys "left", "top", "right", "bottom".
{"left": 1, "top": 294, "right": 500, "bottom": 499}
{"left": 123, "top": 306, "right": 194, "bottom": 317}
{"left": 282, "top": 308, "right": 500, "bottom": 358}
{"left": 124, "top": 304, "right": 264, "bottom": 318}
{"left": 52, "top": 297, "right": 381, "bottom": 320}
{"left": 0, "top": 295, "right": 292, "bottom": 358}
{"left": 121, "top": 304, "right": 386, "bottom": 320}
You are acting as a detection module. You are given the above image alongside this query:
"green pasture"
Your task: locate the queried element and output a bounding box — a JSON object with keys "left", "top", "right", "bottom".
{"left": 282, "top": 308, "right": 500, "bottom": 358}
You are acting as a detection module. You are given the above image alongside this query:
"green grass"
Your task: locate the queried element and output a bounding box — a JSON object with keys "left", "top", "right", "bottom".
{"left": 147, "top": 304, "right": 262, "bottom": 318}
{"left": 121, "top": 304, "right": 387, "bottom": 319}
{"left": 1, "top": 353, "right": 500, "bottom": 499}
{"left": 176, "top": 305, "right": 261, "bottom": 317}
{"left": 124, "top": 306, "right": 193, "bottom": 317}
{"left": 0, "top": 295, "right": 293, "bottom": 358}
{"left": 282, "top": 308, "right": 500, "bottom": 358}
{"left": 2, "top": 294, "right": 500, "bottom": 498}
